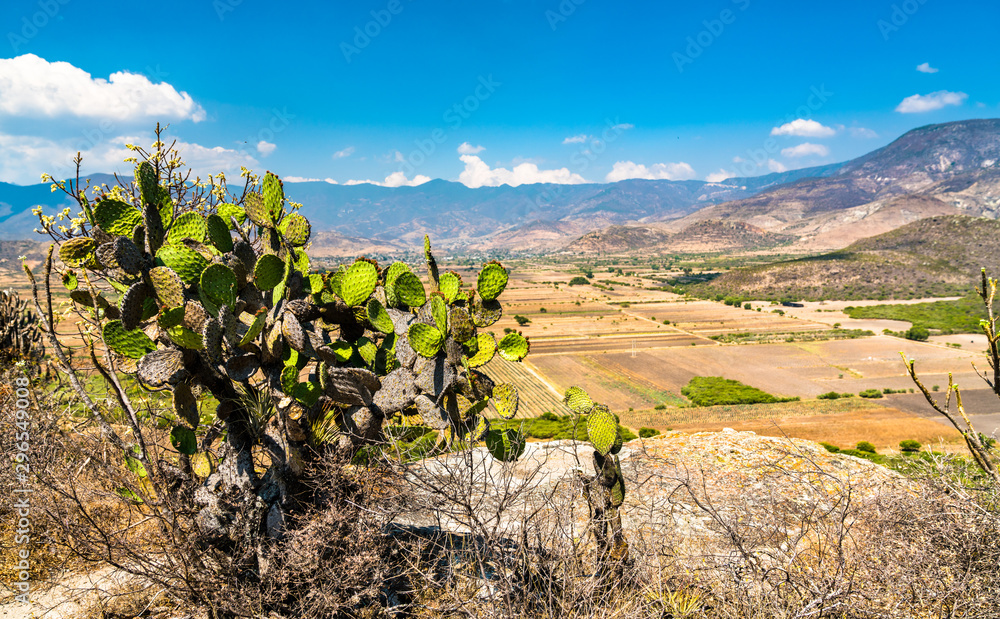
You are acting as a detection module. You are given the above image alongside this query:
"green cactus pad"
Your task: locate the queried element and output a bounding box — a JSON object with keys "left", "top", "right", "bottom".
{"left": 243, "top": 192, "right": 273, "bottom": 228}
{"left": 586, "top": 405, "right": 618, "bottom": 456}
{"left": 423, "top": 234, "right": 439, "bottom": 290}
{"left": 611, "top": 456, "right": 625, "bottom": 508}
{"left": 102, "top": 320, "right": 156, "bottom": 359}
{"left": 439, "top": 271, "right": 462, "bottom": 302}
{"left": 168, "top": 211, "right": 207, "bottom": 244}
{"left": 157, "top": 306, "right": 185, "bottom": 329}
{"left": 449, "top": 306, "right": 476, "bottom": 342}
{"left": 191, "top": 453, "right": 212, "bottom": 478}
{"left": 429, "top": 295, "right": 448, "bottom": 335}
{"left": 138, "top": 162, "right": 158, "bottom": 205}
{"left": 610, "top": 428, "right": 624, "bottom": 455}
{"left": 168, "top": 326, "right": 204, "bottom": 349}
{"left": 62, "top": 270, "right": 78, "bottom": 290}
{"left": 113, "top": 237, "right": 143, "bottom": 275}
{"left": 253, "top": 254, "right": 285, "bottom": 290}
{"left": 238, "top": 308, "right": 267, "bottom": 346}
{"left": 217, "top": 203, "right": 247, "bottom": 228}
{"left": 119, "top": 282, "right": 149, "bottom": 331}
{"left": 471, "top": 298, "right": 502, "bottom": 327}
{"left": 156, "top": 245, "right": 208, "bottom": 286}
{"left": 261, "top": 172, "right": 284, "bottom": 220}
{"left": 477, "top": 261, "right": 508, "bottom": 301}
{"left": 383, "top": 261, "right": 411, "bottom": 306}
{"left": 293, "top": 381, "right": 321, "bottom": 406}
{"left": 464, "top": 414, "right": 490, "bottom": 443}
{"left": 407, "top": 323, "right": 444, "bottom": 358}
{"left": 341, "top": 260, "right": 378, "bottom": 306}
{"left": 356, "top": 337, "right": 378, "bottom": 366}
{"left": 485, "top": 428, "right": 525, "bottom": 462}
{"left": 205, "top": 214, "right": 234, "bottom": 253}
{"left": 173, "top": 382, "right": 200, "bottom": 428}
{"left": 366, "top": 298, "right": 394, "bottom": 334}
{"left": 59, "top": 238, "right": 96, "bottom": 267}
{"left": 279, "top": 212, "right": 311, "bottom": 246}
{"left": 491, "top": 383, "right": 519, "bottom": 420}
{"left": 466, "top": 332, "right": 497, "bottom": 368}
{"left": 201, "top": 318, "right": 223, "bottom": 363}
{"left": 563, "top": 386, "right": 595, "bottom": 414}
{"left": 281, "top": 365, "right": 299, "bottom": 394}
{"left": 148, "top": 266, "right": 184, "bottom": 308}
{"left": 199, "top": 263, "right": 238, "bottom": 309}
{"left": 393, "top": 271, "right": 426, "bottom": 308}
{"left": 170, "top": 426, "right": 198, "bottom": 455}
{"left": 94, "top": 199, "right": 143, "bottom": 236}
{"left": 498, "top": 332, "right": 529, "bottom": 362}
{"left": 293, "top": 249, "right": 310, "bottom": 275}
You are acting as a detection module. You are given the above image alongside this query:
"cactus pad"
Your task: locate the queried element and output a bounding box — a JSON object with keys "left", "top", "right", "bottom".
{"left": 261, "top": 172, "right": 284, "bottom": 220}
{"left": 393, "top": 271, "right": 426, "bottom": 308}
{"left": 217, "top": 202, "right": 246, "bottom": 228}
{"left": 279, "top": 212, "right": 311, "bottom": 246}
{"left": 59, "top": 238, "right": 96, "bottom": 267}
{"left": 498, "top": 332, "right": 529, "bottom": 362}
{"left": 137, "top": 162, "right": 157, "bottom": 205}
{"left": 253, "top": 254, "right": 284, "bottom": 290}
{"left": 610, "top": 428, "right": 624, "bottom": 455}
{"left": 341, "top": 260, "right": 378, "bottom": 306}
{"left": 136, "top": 347, "right": 185, "bottom": 386}
{"left": 119, "top": 282, "right": 149, "bottom": 331}
{"left": 94, "top": 199, "right": 143, "bottom": 236}
{"left": 491, "top": 383, "right": 519, "bottom": 419}
{"left": 173, "top": 382, "right": 200, "bottom": 428}
{"left": 563, "top": 386, "right": 594, "bottom": 414}
{"left": 485, "top": 428, "right": 525, "bottom": 462}
{"left": 62, "top": 270, "right": 78, "bottom": 290}
{"left": 407, "top": 323, "right": 443, "bottom": 358}
{"left": 225, "top": 354, "right": 260, "bottom": 382}
{"left": 205, "top": 214, "right": 234, "bottom": 253}
{"left": 156, "top": 245, "right": 208, "bottom": 286}
{"left": 438, "top": 271, "right": 462, "bottom": 302}
{"left": 243, "top": 192, "right": 273, "bottom": 228}
{"left": 384, "top": 261, "right": 411, "bottom": 306}
{"left": 476, "top": 261, "right": 508, "bottom": 301}
{"left": 113, "top": 237, "right": 143, "bottom": 275}
{"left": 148, "top": 266, "right": 185, "bottom": 308}
{"left": 464, "top": 413, "right": 490, "bottom": 443}
{"left": 168, "top": 211, "right": 207, "bottom": 244}
{"left": 238, "top": 308, "right": 267, "bottom": 346}
{"left": 167, "top": 325, "right": 204, "bottom": 349}
{"left": 199, "top": 263, "right": 238, "bottom": 309}
{"left": 449, "top": 306, "right": 476, "bottom": 342}
{"left": 586, "top": 405, "right": 618, "bottom": 456}
{"left": 103, "top": 320, "right": 156, "bottom": 359}
{"left": 429, "top": 294, "right": 448, "bottom": 335}
{"left": 471, "top": 298, "right": 502, "bottom": 327}
{"left": 366, "top": 298, "right": 394, "bottom": 334}
{"left": 170, "top": 426, "right": 198, "bottom": 455}
{"left": 611, "top": 456, "right": 625, "bottom": 508}
{"left": 465, "top": 332, "right": 497, "bottom": 367}
{"left": 202, "top": 317, "right": 223, "bottom": 364}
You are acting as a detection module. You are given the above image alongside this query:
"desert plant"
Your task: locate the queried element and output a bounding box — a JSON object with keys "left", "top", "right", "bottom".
{"left": 29, "top": 131, "right": 531, "bottom": 613}
{"left": 859, "top": 388, "right": 884, "bottom": 399}
{"left": 900, "top": 439, "right": 922, "bottom": 453}
{"left": 638, "top": 427, "right": 660, "bottom": 438}
{"left": 856, "top": 441, "right": 877, "bottom": 454}
{"left": 0, "top": 289, "right": 44, "bottom": 369}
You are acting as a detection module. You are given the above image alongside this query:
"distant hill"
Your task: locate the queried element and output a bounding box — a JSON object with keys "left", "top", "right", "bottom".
{"left": 686, "top": 215, "right": 1000, "bottom": 301}
{"left": 567, "top": 219, "right": 794, "bottom": 254}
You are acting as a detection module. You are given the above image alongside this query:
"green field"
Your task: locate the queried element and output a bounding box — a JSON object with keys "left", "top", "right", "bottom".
{"left": 844, "top": 294, "right": 991, "bottom": 333}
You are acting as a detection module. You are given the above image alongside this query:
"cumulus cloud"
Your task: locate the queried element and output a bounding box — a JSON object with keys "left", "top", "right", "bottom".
{"left": 0, "top": 54, "right": 205, "bottom": 123}
{"left": 562, "top": 134, "right": 588, "bottom": 144}
{"left": 705, "top": 169, "right": 734, "bottom": 183}
{"left": 849, "top": 127, "right": 878, "bottom": 138}
{"left": 457, "top": 142, "right": 485, "bottom": 155}
{"left": 767, "top": 159, "right": 787, "bottom": 173}
{"left": 345, "top": 171, "right": 431, "bottom": 187}
{"left": 605, "top": 160, "right": 697, "bottom": 182}
{"left": 781, "top": 142, "right": 830, "bottom": 158}
{"left": 332, "top": 146, "right": 355, "bottom": 159}
{"left": 458, "top": 155, "right": 588, "bottom": 188}
{"left": 257, "top": 140, "right": 276, "bottom": 156}
{"left": 895, "top": 90, "right": 968, "bottom": 113}
{"left": 916, "top": 62, "right": 939, "bottom": 73}
{"left": 770, "top": 119, "right": 837, "bottom": 138}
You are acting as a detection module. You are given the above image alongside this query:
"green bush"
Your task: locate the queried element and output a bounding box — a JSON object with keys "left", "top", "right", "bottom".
{"left": 817, "top": 391, "right": 854, "bottom": 400}
{"left": 904, "top": 326, "right": 930, "bottom": 341}
{"left": 899, "top": 439, "right": 922, "bottom": 453}
{"left": 653, "top": 403, "right": 666, "bottom": 410}
{"left": 859, "top": 389, "right": 884, "bottom": 399}
{"left": 639, "top": 427, "right": 660, "bottom": 439}
{"left": 820, "top": 442, "right": 840, "bottom": 453}
{"left": 681, "top": 376, "right": 795, "bottom": 407}
{"left": 856, "top": 441, "right": 877, "bottom": 454}
{"left": 568, "top": 276, "right": 589, "bottom": 286}
{"left": 514, "top": 315, "right": 531, "bottom": 326}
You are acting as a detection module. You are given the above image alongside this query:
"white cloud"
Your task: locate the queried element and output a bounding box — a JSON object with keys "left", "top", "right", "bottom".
{"left": 916, "top": 62, "right": 939, "bottom": 73}
{"left": 285, "top": 176, "right": 339, "bottom": 184}
{"left": 849, "top": 127, "right": 878, "bottom": 138}
{"left": 781, "top": 142, "right": 830, "bottom": 158}
{"left": 345, "top": 171, "right": 431, "bottom": 187}
{"left": 332, "top": 146, "right": 355, "bottom": 159}
{"left": 705, "top": 169, "right": 733, "bottom": 183}
{"left": 458, "top": 155, "right": 588, "bottom": 188}
{"left": 612, "top": 123, "right": 634, "bottom": 131}
{"left": 770, "top": 119, "right": 837, "bottom": 137}
{"left": 457, "top": 142, "right": 485, "bottom": 155}
{"left": 895, "top": 90, "right": 968, "bottom": 113}
{"left": 256, "top": 140, "right": 276, "bottom": 156}
{"left": 562, "top": 134, "right": 588, "bottom": 144}
{"left": 767, "top": 159, "right": 787, "bottom": 173}
{"left": 0, "top": 54, "right": 205, "bottom": 123}
{"left": 605, "top": 160, "right": 697, "bottom": 182}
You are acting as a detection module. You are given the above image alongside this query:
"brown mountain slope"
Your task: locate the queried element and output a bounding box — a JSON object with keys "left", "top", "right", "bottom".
{"left": 566, "top": 220, "right": 794, "bottom": 254}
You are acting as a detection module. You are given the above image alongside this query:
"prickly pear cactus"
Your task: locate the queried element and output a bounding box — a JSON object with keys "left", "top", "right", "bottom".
{"left": 0, "top": 289, "right": 45, "bottom": 368}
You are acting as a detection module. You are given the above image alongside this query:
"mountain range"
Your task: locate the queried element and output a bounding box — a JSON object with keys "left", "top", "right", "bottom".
{"left": 1, "top": 119, "right": 997, "bottom": 255}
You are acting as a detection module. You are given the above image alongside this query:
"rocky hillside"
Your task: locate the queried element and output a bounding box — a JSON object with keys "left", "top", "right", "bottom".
{"left": 568, "top": 219, "right": 794, "bottom": 254}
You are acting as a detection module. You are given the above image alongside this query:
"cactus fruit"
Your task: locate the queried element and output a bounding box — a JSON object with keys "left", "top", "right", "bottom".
{"left": 199, "top": 263, "right": 238, "bottom": 309}
{"left": 586, "top": 405, "right": 618, "bottom": 456}
{"left": 465, "top": 332, "right": 497, "bottom": 367}
{"left": 156, "top": 245, "right": 208, "bottom": 286}
{"left": 62, "top": 270, "right": 78, "bottom": 290}
{"left": 476, "top": 261, "right": 508, "bottom": 301}
{"left": 94, "top": 199, "right": 143, "bottom": 236}
{"left": 119, "top": 282, "right": 149, "bottom": 331}
{"left": 253, "top": 254, "right": 285, "bottom": 290}
{"left": 205, "top": 214, "right": 234, "bottom": 253}
{"left": 341, "top": 260, "right": 378, "bottom": 306}
{"left": 59, "top": 238, "right": 96, "bottom": 267}
{"left": 103, "top": 320, "right": 156, "bottom": 359}
{"left": 392, "top": 271, "right": 426, "bottom": 308}
{"left": 498, "top": 332, "right": 529, "bottom": 362}
{"left": 136, "top": 347, "right": 186, "bottom": 387}
{"left": 564, "top": 386, "right": 595, "bottom": 414}
{"left": 407, "top": 323, "right": 443, "bottom": 358}
{"left": 173, "top": 382, "right": 200, "bottom": 428}
{"left": 279, "top": 212, "right": 311, "bottom": 247}
{"left": 485, "top": 428, "right": 525, "bottom": 462}
{"left": 366, "top": 298, "right": 394, "bottom": 334}
{"left": 168, "top": 211, "right": 208, "bottom": 245}
{"left": 491, "top": 383, "right": 519, "bottom": 419}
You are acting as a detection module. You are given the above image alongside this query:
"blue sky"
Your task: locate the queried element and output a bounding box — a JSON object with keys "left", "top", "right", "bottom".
{"left": 0, "top": 0, "right": 997, "bottom": 187}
